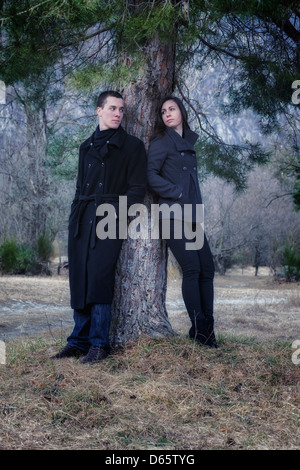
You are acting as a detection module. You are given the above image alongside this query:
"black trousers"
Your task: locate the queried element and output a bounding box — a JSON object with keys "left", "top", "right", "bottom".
{"left": 162, "top": 219, "right": 215, "bottom": 338}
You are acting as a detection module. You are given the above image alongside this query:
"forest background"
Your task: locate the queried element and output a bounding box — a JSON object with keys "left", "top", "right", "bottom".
{"left": 0, "top": 1, "right": 300, "bottom": 451}
{"left": 0, "top": 0, "right": 300, "bottom": 345}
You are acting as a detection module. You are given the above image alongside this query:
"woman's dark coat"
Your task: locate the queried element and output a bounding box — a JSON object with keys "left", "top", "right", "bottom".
{"left": 68, "top": 126, "right": 147, "bottom": 310}
{"left": 147, "top": 127, "right": 202, "bottom": 217}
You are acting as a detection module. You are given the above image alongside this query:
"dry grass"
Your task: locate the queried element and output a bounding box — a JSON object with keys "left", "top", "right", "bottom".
{"left": 0, "top": 332, "right": 299, "bottom": 450}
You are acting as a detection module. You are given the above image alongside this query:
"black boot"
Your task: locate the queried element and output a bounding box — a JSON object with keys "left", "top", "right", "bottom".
{"left": 193, "top": 317, "right": 219, "bottom": 348}
{"left": 189, "top": 324, "right": 196, "bottom": 339}
{"left": 189, "top": 319, "right": 214, "bottom": 348}
{"left": 51, "top": 343, "right": 86, "bottom": 359}
{"left": 195, "top": 331, "right": 217, "bottom": 348}
{"left": 205, "top": 318, "right": 219, "bottom": 348}
{"left": 81, "top": 346, "right": 109, "bottom": 364}
{"left": 189, "top": 314, "right": 218, "bottom": 348}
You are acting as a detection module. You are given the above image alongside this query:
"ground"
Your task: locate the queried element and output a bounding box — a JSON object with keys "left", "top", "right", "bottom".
{"left": 0, "top": 266, "right": 299, "bottom": 451}
{"left": 168, "top": 266, "right": 300, "bottom": 342}
{"left": 0, "top": 266, "right": 299, "bottom": 343}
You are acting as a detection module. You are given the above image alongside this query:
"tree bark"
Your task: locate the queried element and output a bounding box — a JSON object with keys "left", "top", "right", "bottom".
{"left": 24, "top": 102, "right": 49, "bottom": 244}
{"left": 110, "top": 34, "right": 177, "bottom": 348}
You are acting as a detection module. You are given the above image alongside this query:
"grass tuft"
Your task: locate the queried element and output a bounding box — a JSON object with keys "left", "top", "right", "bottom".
{"left": 0, "top": 332, "right": 299, "bottom": 450}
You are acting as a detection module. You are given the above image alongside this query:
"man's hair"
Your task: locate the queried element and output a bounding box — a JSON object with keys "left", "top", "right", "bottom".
{"left": 97, "top": 90, "right": 123, "bottom": 108}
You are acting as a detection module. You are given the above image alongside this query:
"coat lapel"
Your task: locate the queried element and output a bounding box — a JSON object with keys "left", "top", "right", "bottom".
{"left": 166, "top": 127, "right": 198, "bottom": 151}
{"left": 81, "top": 126, "right": 128, "bottom": 160}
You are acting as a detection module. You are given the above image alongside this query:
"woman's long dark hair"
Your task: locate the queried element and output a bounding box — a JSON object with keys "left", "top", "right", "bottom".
{"left": 151, "top": 95, "right": 190, "bottom": 139}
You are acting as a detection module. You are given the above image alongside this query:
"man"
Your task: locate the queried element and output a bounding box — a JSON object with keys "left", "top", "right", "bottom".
{"left": 52, "top": 91, "right": 147, "bottom": 363}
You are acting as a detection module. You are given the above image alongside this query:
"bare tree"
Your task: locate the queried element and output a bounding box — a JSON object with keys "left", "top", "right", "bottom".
{"left": 202, "top": 163, "right": 300, "bottom": 275}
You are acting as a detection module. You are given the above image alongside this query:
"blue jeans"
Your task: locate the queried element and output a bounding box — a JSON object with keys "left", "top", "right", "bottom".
{"left": 67, "top": 304, "right": 111, "bottom": 352}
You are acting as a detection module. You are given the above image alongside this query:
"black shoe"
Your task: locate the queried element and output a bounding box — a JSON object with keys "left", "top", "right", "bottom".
{"left": 195, "top": 333, "right": 215, "bottom": 348}
{"left": 189, "top": 317, "right": 219, "bottom": 349}
{"left": 208, "top": 331, "right": 219, "bottom": 348}
{"left": 206, "top": 321, "right": 219, "bottom": 348}
{"left": 81, "top": 346, "right": 109, "bottom": 364}
{"left": 51, "top": 344, "right": 86, "bottom": 359}
{"left": 195, "top": 329, "right": 219, "bottom": 349}
{"left": 189, "top": 325, "right": 196, "bottom": 339}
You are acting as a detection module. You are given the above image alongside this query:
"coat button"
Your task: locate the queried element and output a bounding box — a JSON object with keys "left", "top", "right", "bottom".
{"left": 101, "top": 162, "right": 104, "bottom": 167}
{"left": 99, "top": 182, "right": 103, "bottom": 187}
{"left": 193, "top": 167, "right": 197, "bottom": 171}
{"left": 86, "top": 183, "right": 90, "bottom": 187}
{"left": 181, "top": 152, "right": 184, "bottom": 156}
{"left": 183, "top": 166, "right": 187, "bottom": 170}
{"left": 90, "top": 143, "right": 93, "bottom": 146}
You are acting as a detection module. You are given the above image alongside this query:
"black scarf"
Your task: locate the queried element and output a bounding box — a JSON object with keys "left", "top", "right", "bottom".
{"left": 93, "top": 126, "right": 117, "bottom": 153}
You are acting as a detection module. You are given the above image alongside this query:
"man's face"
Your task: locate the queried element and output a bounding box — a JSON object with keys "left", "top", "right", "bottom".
{"left": 97, "top": 96, "right": 124, "bottom": 130}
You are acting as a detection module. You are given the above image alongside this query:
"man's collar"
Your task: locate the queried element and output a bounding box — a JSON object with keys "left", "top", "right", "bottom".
{"left": 81, "top": 125, "right": 127, "bottom": 150}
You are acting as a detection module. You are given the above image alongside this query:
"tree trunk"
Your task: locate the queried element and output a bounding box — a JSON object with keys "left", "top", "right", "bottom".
{"left": 24, "top": 102, "right": 49, "bottom": 244}
{"left": 110, "top": 34, "right": 177, "bottom": 348}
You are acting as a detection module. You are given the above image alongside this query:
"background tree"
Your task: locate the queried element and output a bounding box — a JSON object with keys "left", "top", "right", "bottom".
{"left": 202, "top": 163, "right": 300, "bottom": 276}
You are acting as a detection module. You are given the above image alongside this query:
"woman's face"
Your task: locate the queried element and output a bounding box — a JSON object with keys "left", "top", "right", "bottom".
{"left": 161, "top": 100, "right": 183, "bottom": 134}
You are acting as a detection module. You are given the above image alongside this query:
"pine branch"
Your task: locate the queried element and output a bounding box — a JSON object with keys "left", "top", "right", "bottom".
{"left": 197, "top": 34, "right": 241, "bottom": 61}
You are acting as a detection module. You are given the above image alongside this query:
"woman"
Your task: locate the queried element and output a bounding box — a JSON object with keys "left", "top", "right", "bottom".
{"left": 147, "top": 96, "right": 218, "bottom": 348}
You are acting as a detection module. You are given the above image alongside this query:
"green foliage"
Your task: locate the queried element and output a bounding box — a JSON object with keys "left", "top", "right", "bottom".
{"left": 36, "top": 234, "right": 53, "bottom": 263}
{"left": 282, "top": 242, "right": 300, "bottom": 281}
{"left": 47, "top": 127, "right": 91, "bottom": 180}
{"left": 0, "top": 240, "right": 19, "bottom": 273}
{"left": 224, "top": 56, "right": 297, "bottom": 132}
{"left": 113, "top": 1, "right": 181, "bottom": 49}
{"left": 69, "top": 55, "right": 145, "bottom": 91}
{"left": 17, "top": 245, "right": 38, "bottom": 274}
{"left": 205, "top": 0, "right": 298, "bottom": 20}
{"left": 195, "top": 138, "right": 269, "bottom": 190}
{"left": 1, "top": 0, "right": 299, "bottom": 201}
{"left": 0, "top": 0, "right": 111, "bottom": 85}
{"left": 0, "top": 239, "right": 36, "bottom": 274}
{"left": 0, "top": 237, "right": 53, "bottom": 275}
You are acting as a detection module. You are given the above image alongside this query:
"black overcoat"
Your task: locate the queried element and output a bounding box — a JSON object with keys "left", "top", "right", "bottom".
{"left": 68, "top": 126, "right": 147, "bottom": 310}
{"left": 147, "top": 127, "right": 202, "bottom": 219}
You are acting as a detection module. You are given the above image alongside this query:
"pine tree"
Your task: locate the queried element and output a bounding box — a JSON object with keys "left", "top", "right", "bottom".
{"left": 1, "top": 0, "right": 299, "bottom": 346}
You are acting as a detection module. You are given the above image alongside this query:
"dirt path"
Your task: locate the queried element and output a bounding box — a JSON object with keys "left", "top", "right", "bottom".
{"left": 0, "top": 267, "right": 299, "bottom": 342}
{"left": 0, "top": 276, "right": 73, "bottom": 340}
